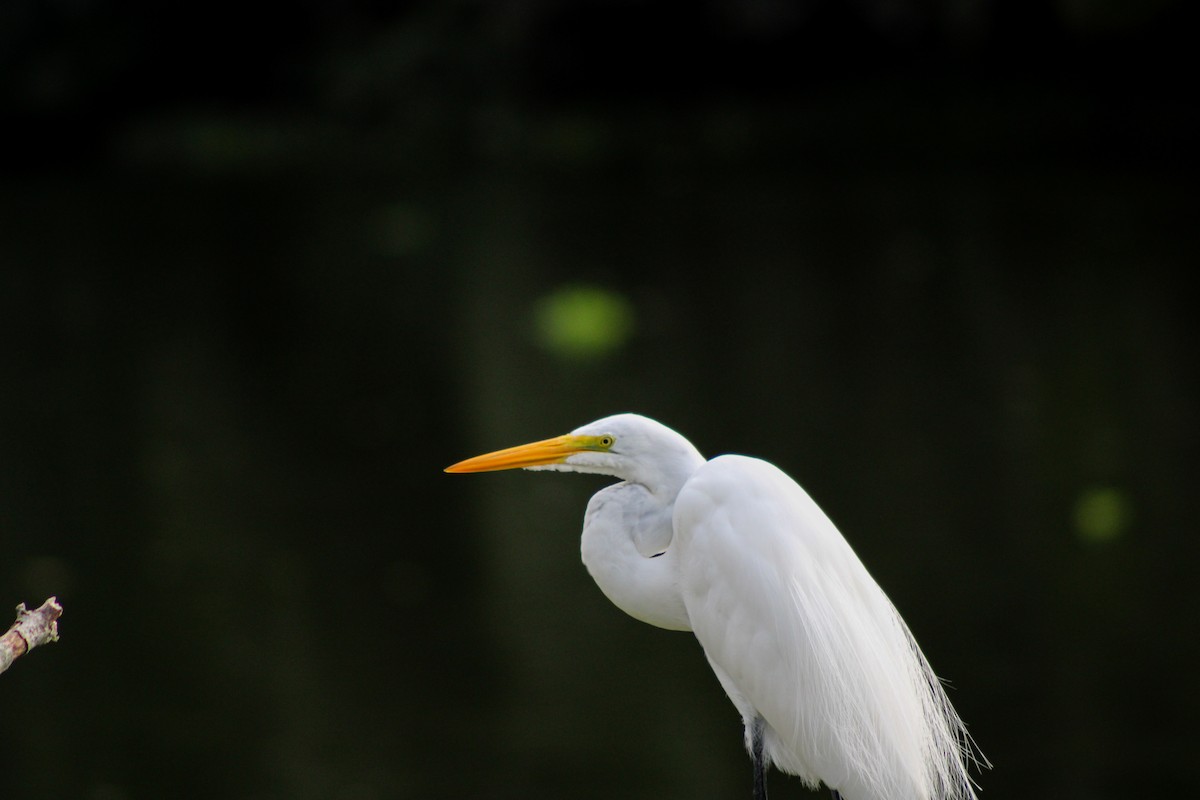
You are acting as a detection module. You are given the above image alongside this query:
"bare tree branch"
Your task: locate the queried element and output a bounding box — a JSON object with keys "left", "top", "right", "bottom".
{"left": 0, "top": 597, "right": 63, "bottom": 676}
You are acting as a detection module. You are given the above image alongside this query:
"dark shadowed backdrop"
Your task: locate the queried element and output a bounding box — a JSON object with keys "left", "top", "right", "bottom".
{"left": 2, "top": 2, "right": 1197, "bottom": 798}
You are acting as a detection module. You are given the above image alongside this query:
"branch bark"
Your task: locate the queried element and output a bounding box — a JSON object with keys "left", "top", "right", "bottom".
{"left": 0, "top": 597, "right": 63, "bottom": 676}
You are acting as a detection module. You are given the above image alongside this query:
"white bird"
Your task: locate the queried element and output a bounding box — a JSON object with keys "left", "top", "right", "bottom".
{"left": 446, "top": 413, "right": 984, "bottom": 800}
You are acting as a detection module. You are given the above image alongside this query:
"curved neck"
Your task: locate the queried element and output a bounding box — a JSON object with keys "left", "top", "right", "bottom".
{"left": 580, "top": 483, "right": 692, "bottom": 632}
{"left": 629, "top": 444, "right": 705, "bottom": 500}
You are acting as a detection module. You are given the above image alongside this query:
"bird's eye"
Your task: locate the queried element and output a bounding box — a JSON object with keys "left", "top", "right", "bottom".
{"left": 600, "top": 435, "right": 615, "bottom": 448}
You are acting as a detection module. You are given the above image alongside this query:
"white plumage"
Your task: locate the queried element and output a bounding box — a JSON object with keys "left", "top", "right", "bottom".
{"left": 447, "top": 413, "right": 984, "bottom": 800}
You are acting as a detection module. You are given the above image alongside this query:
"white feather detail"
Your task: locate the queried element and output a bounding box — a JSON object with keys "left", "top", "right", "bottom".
{"left": 675, "top": 456, "right": 984, "bottom": 800}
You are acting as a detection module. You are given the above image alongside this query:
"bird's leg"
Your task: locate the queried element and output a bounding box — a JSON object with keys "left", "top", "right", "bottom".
{"left": 751, "top": 716, "right": 768, "bottom": 800}
{"left": 830, "top": 792, "right": 843, "bottom": 800}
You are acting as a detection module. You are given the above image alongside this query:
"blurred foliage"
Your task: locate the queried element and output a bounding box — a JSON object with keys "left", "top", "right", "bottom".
{"left": 1073, "top": 486, "right": 1131, "bottom": 544}
{"left": 534, "top": 285, "right": 635, "bottom": 361}
{"left": 2, "top": 2, "right": 1198, "bottom": 800}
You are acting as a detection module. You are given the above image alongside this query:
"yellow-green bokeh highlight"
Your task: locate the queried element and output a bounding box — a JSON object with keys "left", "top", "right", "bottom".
{"left": 1073, "top": 486, "right": 1132, "bottom": 544}
{"left": 533, "top": 285, "right": 635, "bottom": 360}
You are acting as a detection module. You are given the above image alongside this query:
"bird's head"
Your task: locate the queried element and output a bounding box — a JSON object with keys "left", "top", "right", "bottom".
{"left": 445, "top": 413, "right": 704, "bottom": 495}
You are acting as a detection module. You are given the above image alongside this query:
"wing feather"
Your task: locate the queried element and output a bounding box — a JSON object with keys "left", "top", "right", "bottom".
{"left": 674, "top": 455, "right": 979, "bottom": 800}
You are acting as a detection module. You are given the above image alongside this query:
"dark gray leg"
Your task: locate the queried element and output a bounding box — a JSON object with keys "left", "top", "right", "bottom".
{"left": 830, "top": 791, "right": 843, "bottom": 800}
{"left": 751, "top": 716, "right": 768, "bottom": 800}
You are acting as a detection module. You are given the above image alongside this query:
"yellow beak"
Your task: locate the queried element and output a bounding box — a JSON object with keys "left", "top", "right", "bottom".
{"left": 445, "top": 434, "right": 582, "bottom": 473}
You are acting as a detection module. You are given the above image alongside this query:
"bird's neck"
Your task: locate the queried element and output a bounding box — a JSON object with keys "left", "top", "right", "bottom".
{"left": 630, "top": 447, "right": 706, "bottom": 501}
{"left": 580, "top": 482, "right": 692, "bottom": 632}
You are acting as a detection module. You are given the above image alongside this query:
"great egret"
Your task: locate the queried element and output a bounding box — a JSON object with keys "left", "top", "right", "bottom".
{"left": 446, "top": 413, "right": 984, "bottom": 800}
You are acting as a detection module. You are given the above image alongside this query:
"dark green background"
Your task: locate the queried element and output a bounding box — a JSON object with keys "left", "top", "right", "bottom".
{"left": 2, "top": 2, "right": 1196, "bottom": 798}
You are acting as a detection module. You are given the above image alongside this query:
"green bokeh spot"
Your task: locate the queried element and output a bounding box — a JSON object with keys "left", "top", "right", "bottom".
{"left": 1073, "top": 486, "right": 1131, "bottom": 544}
{"left": 534, "top": 286, "right": 634, "bottom": 360}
